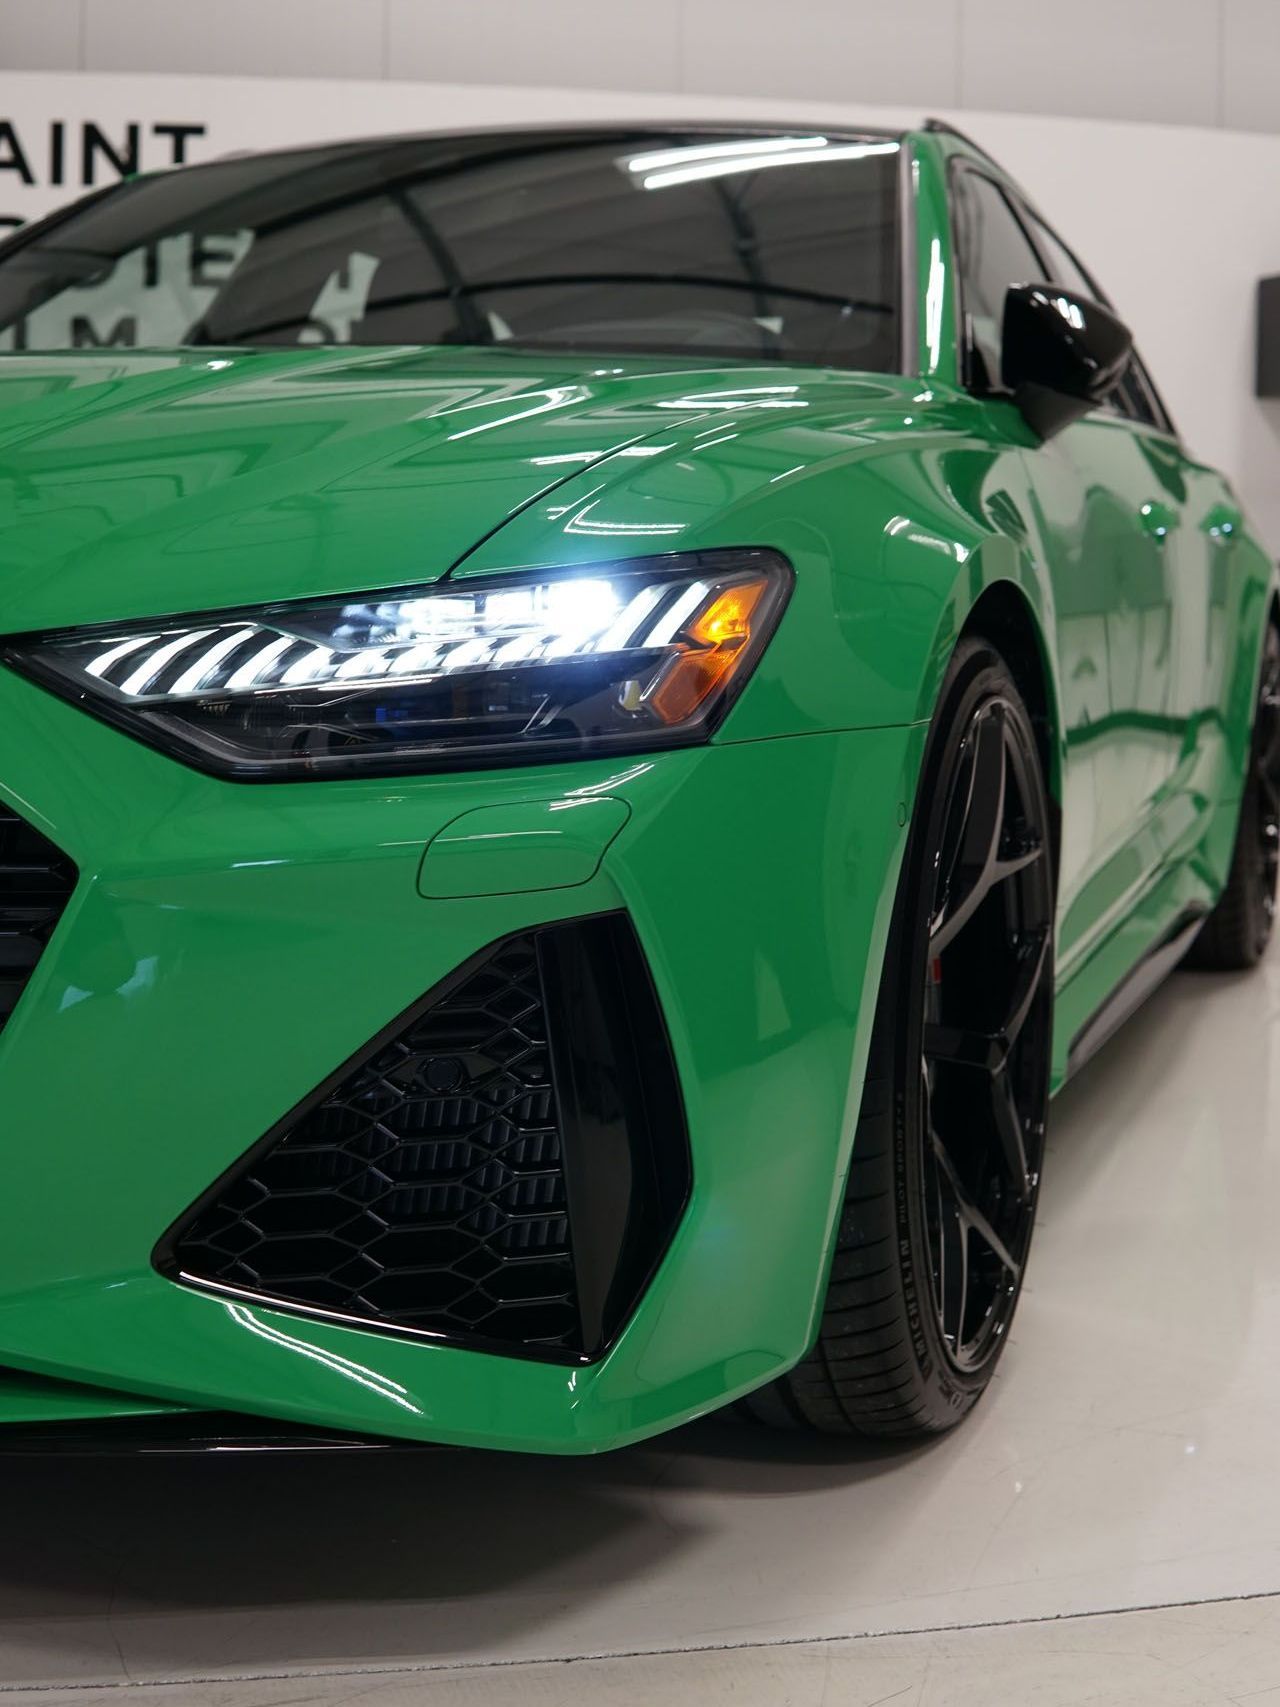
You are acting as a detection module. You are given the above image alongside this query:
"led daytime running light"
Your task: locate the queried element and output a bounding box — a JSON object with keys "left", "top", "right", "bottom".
{"left": 1, "top": 551, "right": 791, "bottom": 781}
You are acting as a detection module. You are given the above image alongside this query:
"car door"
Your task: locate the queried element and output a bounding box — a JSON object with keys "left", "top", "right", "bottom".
{"left": 950, "top": 163, "right": 1181, "bottom": 976}
{"left": 1017, "top": 200, "right": 1229, "bottom": 943}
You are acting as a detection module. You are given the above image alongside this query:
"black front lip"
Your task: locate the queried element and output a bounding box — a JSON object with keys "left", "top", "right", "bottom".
{"left": 0, "top": 1411, "right": 449, "bottom": 1456}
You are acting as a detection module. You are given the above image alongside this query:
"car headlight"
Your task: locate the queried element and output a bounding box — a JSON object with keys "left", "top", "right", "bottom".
{"left": 1, "top": 550, "right": 792, "bottom": 780}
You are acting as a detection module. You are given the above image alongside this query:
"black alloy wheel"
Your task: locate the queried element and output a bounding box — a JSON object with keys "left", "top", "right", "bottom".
{"left": 1188, "top": 624, "right": 1280, "bottom": 971}
{"left": 741, "top": 637, "right": 1055, "bottom": 1437}
{"left": 920, "top": 690, "right": 1053, "bottom": 1373}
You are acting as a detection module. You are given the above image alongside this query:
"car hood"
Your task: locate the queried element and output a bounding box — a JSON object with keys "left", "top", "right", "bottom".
{"left": 0, "top": 345, "right": 919, "bottom": 632}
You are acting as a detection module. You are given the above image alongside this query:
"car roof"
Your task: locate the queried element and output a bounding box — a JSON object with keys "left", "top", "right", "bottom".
{"left": 205, "top": 118, "right": 909, "bottom": 168}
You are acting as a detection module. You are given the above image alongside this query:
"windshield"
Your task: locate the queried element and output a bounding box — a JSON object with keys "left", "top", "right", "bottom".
{"left": 0, "top": 128, "right": 902, "bottom": 372}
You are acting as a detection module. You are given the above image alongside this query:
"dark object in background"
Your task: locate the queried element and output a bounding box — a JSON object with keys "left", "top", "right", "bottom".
{"left": 1256, "top": 276, "right": 1280, "bottom": 396}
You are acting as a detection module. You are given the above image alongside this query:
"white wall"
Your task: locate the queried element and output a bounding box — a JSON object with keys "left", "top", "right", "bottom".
{"left": 2, "top": 69, "right": 1280, "bottom": 552}
{"left": 4, "top": 0, "right": 1280, "bottom": 134}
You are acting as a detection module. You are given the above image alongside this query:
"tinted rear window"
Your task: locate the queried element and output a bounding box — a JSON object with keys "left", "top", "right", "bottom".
{"left": 0, "top": 129, "right": 902, "bottom": 373}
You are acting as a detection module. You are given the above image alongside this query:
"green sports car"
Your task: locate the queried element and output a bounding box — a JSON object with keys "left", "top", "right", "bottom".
{"left": 0, "top": 119, "right": 1274, "bottom": 1451}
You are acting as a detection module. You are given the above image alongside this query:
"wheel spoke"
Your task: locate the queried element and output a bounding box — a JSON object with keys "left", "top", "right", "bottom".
{"left": 1004, "top": 926, "right": 1051, "bottom": 1052}
{"left": 923, "top": 923, "right": 1049, "bottom": 1077}
{"left": 931, "top": 1124, "right": 1021, "bottom": 1280}
{"left": 936, "top": 840, "right": 1046, "bottom": 955}
{"left": 959, "top": 707, "right": 1007, "bottom": 875}
{"left": 923, "top": 1021, "right": 1002, "bottom": 1071}
{"left": 925, "top": 1090, "right": 970, "bottom": 1351}
{"left": 930, "top": 709, "right": 1007, "bottom": 953}
{"left": 943, "top": 1210, "right": 969, "bottom": 1350}
{"left": 932, "top": 1138, "right": 947, "bottom": 1316}
{"left": 1254, "top": 662, "right": 1280, "bottom": 795}
{"left": 935, "top": 710, "right": 1051, "bottom": 962}
{"left": 965, "top": 1197, "right": 1021, "bottom": 1280}
{"left": 1260, "top": 673, "right": 1280, "bottom": 752}
{"left": 993, "top": 842, "right": 1046, "bottom": 882}
{"left": 934, "top": 736, "right": 980, "bottom": 918}
{"left": 991, "top": 1067, "right": 1031, "bottom": 1198}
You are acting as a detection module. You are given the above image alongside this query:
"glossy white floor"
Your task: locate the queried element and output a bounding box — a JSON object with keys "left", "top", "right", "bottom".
{"left": 4, "top": 942, "right": 1280, "bottom": 1706}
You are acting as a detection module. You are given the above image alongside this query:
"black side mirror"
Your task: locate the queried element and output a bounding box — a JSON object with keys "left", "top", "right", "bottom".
{"left": 1001, "top": 283, "right": 1133, "bottom": 440}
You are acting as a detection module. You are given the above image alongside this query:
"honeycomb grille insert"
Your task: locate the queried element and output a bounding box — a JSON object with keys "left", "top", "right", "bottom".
{"left": 163, "top": 917, "right": 689, "bottom": 1362}
{"left": 0, "top": 801, "right": 77, "bottom": 1033}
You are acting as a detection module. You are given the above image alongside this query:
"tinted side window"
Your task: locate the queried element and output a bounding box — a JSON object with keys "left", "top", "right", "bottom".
{"left": 1024, "top": 208, "right": 1167, "bottom": 432}
{"left": 951, "top": 170, "right": 1044, "bottom": 391}
{"left": 1024, "top": 214, "right": 1096, "bottom": 301}
{"left": 1120, "top": 357, "right": 1173, "bottom": 432}
{"left": 1109, "top": 364, "right": 1160, "bottom": 427}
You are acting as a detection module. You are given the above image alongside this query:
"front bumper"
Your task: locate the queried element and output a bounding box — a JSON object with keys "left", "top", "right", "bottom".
{"left": 0, "top": 665, "right": 917, "bottom": 1452}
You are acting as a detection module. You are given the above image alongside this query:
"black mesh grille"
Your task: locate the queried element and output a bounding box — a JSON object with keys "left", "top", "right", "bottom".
{"left": 163, "top": 915, "right": 691, "bottom": 1361}
{"left": 168, "top": 935, "right": 582, "bottom": 1351}
{"left": 0, "top": 801, "right": 77, "bottom": 1033}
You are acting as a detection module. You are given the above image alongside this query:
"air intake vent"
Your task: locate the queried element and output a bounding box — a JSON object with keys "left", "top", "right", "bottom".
{"left": 0, "top": 802, "right": 77, "bottom": 1033}
{"left": 160, "top": 915, "right": 689, "bottom": 1363}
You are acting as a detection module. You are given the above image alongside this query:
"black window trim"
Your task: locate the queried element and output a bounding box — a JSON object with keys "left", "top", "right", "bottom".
{"left": 945, "top": 150, "right": 1180, "bottom": 445}
{"left": 898, "top": 135, "right": 919, "bottom": 377}
{"left": 946, "top": 155, "right": 1031, "bottom": 399}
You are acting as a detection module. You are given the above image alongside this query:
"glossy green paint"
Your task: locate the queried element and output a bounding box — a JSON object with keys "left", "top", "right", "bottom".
{"left": 0, "top": 661, "right": 918, "bottom": 1446}
{"left": 910, "top": 130, "right": 1275, "bottom": 1079}
{"left": 0, "top": 1365, "right": 190, "bottom": 1425}
{"left": 417, "top": 797, "right": 630, "bottom": 898}
{"left": 0, "top": 129, "right": 1273, "bottom": 1444}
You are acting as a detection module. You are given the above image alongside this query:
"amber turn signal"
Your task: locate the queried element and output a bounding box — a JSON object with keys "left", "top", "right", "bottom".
{"left": 645, "top": 576, "right": 770, "bottom": 725}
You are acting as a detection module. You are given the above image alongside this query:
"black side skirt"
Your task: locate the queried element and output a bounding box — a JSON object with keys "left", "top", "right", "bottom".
{"left": 1064, "top": 908, "right": 1207, "bottom": 1083}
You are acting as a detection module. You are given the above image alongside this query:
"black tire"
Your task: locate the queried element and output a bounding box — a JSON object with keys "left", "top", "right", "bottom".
{"left": 740, "top": 638, "right": 1055, "bottom": 1438}
{"left": 1185, "top": 624, "right": 1280, "bottom": 972}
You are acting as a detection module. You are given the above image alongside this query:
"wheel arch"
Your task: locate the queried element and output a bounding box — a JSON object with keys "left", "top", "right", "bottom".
{"left": 1221, "top": 552, "right": 1280, "bottom": 796}
{"left": 961, "top": 584, "right": 1060, "bottom": 788}
{"left": 961, "top": 581, "right": 1064, "bottom": 899}
{"left": 914, "top": 565, "right": 1065, "bottom": 892}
